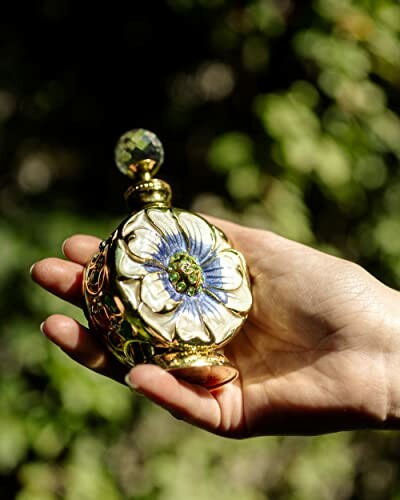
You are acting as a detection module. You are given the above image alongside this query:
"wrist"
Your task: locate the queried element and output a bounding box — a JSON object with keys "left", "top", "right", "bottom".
{"left": 374, "top": 288, "right": 400, "bottom": 430}
{"left": 340, "top": 283, "right": 400, "bottom": 431}
{"left": 381, "top": 352, "right": 400, "bottom": 430}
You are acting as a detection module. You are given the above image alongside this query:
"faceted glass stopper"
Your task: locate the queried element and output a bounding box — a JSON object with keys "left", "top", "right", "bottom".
{"left": 115, "top": 128, "right": 165, "bottom": 180}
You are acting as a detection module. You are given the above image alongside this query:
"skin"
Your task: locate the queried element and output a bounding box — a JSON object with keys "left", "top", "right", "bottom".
{"left": 30, "top": 217, "right": 400, "bottom": 438}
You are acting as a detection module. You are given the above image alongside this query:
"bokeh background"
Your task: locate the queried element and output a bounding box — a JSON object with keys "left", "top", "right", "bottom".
{"left": 1, "top": 0, "right": 400, "bottom": 498}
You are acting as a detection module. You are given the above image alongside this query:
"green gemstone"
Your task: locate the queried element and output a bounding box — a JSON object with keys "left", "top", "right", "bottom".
{"left": 176, "top": 281, "right": 187, "bottom": 293}
{"left": 115, "top": 129, "right": 164, "bottom": 178}
{"left": 187, "top": 286, "right": 196, "bottom": 297}
{"left": 181, "top": 263, "right": 192, "bottom": 274}
{"left": 169, "top": 272, "right": 179, "bottom": 283}
{"left": 188, "top": 273, "right": 198, "bottom": 284}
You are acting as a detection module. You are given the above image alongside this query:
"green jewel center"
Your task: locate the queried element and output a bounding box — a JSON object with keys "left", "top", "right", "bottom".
{"left": 167, "top": 251, "right": 204, "bottom": 297}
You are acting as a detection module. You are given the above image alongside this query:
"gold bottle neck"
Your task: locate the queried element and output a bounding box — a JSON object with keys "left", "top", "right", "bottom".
{"left": 124, "top": 178, "right": 172, "bottom": 211}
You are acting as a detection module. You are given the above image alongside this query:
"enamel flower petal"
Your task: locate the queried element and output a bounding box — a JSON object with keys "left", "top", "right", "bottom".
{"left": 138, "top": 302, "right": 178, "bottom": 342}
{"left": 176, "top": 301, "right": 210, "bottom": 343}
{"left": 115, "top": 240, "right": 149, "bottom": 278}
{"left": 209, "top": 284, "right": 252, "bottom": 313}
{"left": 177, "top": 211, "right": 215, "bottom": 264}
{"left": 147, "top": 208, "right": 187, "bottom": 255}
{"left": 200, "top": 292, "right": 243, "bottom": 344}
{"left": 141, "top": 271, "right": 181, "bottom": 313}
{"left": 127, "top": 227, "right": 163, "bottom": 262}
{"left": 202, "top": 250, "right": 243, "bottom": 291}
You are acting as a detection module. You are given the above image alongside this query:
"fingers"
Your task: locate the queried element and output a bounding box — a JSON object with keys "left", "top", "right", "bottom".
{"left": 125, "top": 365, "right": 222, "bottom": 432}
{"left": 31, "top": 234, "right": 101, "bottom": 306}
{"left": 62, "top": 234, "right": 101, "bottom": 266}
{"left": 41, "top": 314, "right": 125, "bottom": 382}
{"left": 31, "top": 258, "right": 84, "bottom": 306}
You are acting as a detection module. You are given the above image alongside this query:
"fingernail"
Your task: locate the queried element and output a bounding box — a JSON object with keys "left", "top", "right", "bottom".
{"left": 29, "top": 263, "right": 36, "bottom": 276}
{"left": 124, "top": 373, "right": 139, "bottom": 391}
{"left": 40, "top": 321, "right": 46, "bottom": 335}
{"left": 61, "top": 239, "right": 68, "bottom": 257}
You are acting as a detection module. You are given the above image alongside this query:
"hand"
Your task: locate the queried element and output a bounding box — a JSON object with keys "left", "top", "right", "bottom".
{"left": 31, "top": 217, "right": 400, "bottom": 437}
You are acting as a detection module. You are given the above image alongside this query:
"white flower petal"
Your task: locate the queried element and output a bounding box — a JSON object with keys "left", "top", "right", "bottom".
{"left": 177, "top": 211, "right": 215, "bottom": 263}
{"left": 117, "top": 278, "right": 141, "bottom": 310}
{"left": 121, "top": 210, "right": 149, "bottom": 238}
{"left": 121, "top": 209, "right": 164, "bottom": 261}
{"left": 208, "top": 280, "right": 252, "bottom": 313}
{"left": 147, "top": 209, "right": 187, "bottom": 254}
{"left": 127, "top": 227, "right": 163, "bottom": 261}
{"left": 138, "top": 303, "right": 178, "bottom": 343}
{"left": 203, "top": 250, "right": 243, "bottom": 291}
{"left": 176, "top": 301, "right": 210, "bottom": 343}
{"left": 141, "top": 271, "right": 180, "bottom": 313}
{"left": 201, "top": 293, "right": 243, "bottom": 344}
{"left": 212, "top": 225, "right": 231, "bottom": 253}
{"left": 115, "top": 240, "right": 149, "bottom": 278}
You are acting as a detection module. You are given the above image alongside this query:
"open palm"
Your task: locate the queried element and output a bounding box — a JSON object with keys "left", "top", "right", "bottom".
{"left": 31, "top": 217, "right": 400, "bottom": 437}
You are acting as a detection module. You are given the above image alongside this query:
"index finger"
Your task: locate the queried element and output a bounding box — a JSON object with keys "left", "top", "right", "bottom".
{"left": 62, "top": 234, "right": 102, "bottom": 266}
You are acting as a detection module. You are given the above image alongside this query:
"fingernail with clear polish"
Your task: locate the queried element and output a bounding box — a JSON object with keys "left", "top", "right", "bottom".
{"left": 124, "top": 373, "right": 139, "bottom": 391}
{"left": 61, "top": 239, "right": 68, "bottom": 257}
{"left": 40, "top": 321, "right": 46, "bottom": 335}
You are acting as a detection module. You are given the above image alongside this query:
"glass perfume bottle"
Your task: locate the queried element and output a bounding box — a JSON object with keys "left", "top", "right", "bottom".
{"left": 83, "top": 129, "right": 252, "bottom": 389}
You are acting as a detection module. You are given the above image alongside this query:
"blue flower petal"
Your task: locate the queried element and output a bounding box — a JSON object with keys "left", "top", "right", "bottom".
{"left": 143, "top": 262, "right": 165, "bottom": 273}
{"left": 198, "top": 291, "right": 243, "bottom": 344}
{"left": 147, "top": 209, "right": 188, "bottom": 262}
{"left": 203, "top": 286, "right": 228, "bottom": 305}
{"left": 177, "top": 212, "right": 214, "bottom": 264}
{"left": 199, "top": 289, "right": 222, "bottom": 314}
{"left": 160, "top": 271, "right": 183, "bottom": 302}
{"left": 202, "top": 251, "right": 243, "bottom": 290}
{"left": 202, "top": 255, "right": 223, "bottom": 287}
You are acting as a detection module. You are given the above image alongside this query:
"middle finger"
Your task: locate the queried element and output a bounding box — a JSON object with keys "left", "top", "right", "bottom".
{"left": 31, "top": 258, "right": 85, "bottom": 307}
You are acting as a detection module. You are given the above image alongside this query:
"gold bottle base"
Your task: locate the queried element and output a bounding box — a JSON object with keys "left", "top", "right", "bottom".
{"left": 153, "top": 350, "right": 239, "bottom": 390}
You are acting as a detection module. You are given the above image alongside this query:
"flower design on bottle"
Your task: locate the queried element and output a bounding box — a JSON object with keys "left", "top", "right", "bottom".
{"left": 115, "top": 208, "right": 251, "bottom": 346}
{"left": 83, "top": 128, "right": 253, "bottom": 389}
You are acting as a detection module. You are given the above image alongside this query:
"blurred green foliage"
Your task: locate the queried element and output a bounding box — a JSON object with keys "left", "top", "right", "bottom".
{"left": 2, "top": 0, "right": 400, "bottom": 498}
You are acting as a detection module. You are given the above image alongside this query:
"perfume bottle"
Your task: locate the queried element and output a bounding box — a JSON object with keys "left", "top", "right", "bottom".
{"left": 83, "top": 129, "right": 252, "bottom": 389}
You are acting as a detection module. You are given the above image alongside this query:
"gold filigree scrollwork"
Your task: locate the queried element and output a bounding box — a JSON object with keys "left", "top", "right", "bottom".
{"left": 84, "top": 243, "right": 152, "bottom": 367}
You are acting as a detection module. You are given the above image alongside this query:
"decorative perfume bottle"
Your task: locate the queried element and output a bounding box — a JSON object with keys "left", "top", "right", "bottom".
{"left": 83, "top": 129, "right": 252, "bottom": 389}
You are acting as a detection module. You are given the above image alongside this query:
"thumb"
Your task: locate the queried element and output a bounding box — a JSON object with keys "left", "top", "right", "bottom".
{"left": 125, "top": 364, "right": 222, "bottom": 432}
